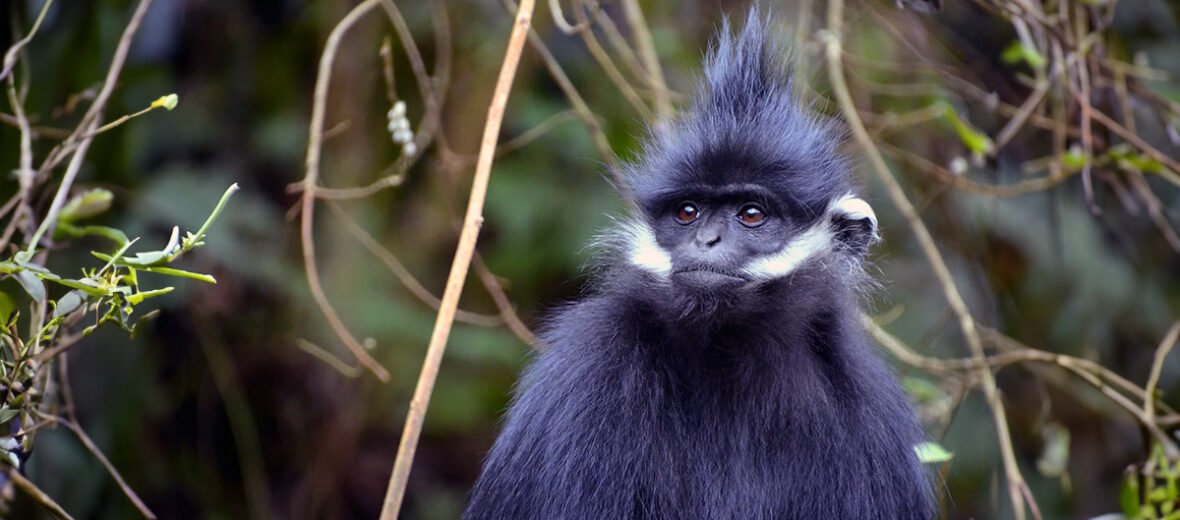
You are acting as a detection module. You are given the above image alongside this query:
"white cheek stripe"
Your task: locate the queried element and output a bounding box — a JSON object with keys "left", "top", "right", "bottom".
{"left": 740, "top": 223, "right": 832, "bottom": 279}
{"left": 743, "top": 192, "right": 875, "bottom": 279}
{"left": 625, "top": 221, "right": 673, "bottom": 277}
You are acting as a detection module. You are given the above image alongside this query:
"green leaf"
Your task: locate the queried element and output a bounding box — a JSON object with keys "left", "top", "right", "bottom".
{"left": 1118, "top": 469, "right": 1137, "bottom": 516}
{"left": 58, "top": 188, "right": 113, "bottom": 223}
{"left": 914, "top": 442, "right": 954, "bottom": 464}
{"left": 0, "top": 407, "right": 17, "bottom": 425}
{"left": 184, "top": 184, "right": 239, "bottom": 251}
{"left": 93, "top": 249, "right": 170, "bottom": 268}
{"left": 942, "top": 104, "right": 995, "bottom": 156}
{"left": 0, "top": 291, "right": 16, "bottom": 324}
{"left": 127, "top": 287, "right": 173, "bottom": 305}
{"left": 903, "top": 377, "right": 945, "bottom": 402}
{"left": 1001, "top": 41, "right": 1047, "bottom": 69}
{"left": 1062, "top": 144, "right": 1088, "bottom": 172}
{"left": 55, "top": 223, "right": 130, "bottom": 245}
{"left": 43, "top": 277, "right": 106, "bottom": 297}
{"left": 14, "top": 271, "right": 44, "bottom": 303}
{"left": 143, "top": 266, "right": 216, "bottom": 284}
{"left": 126, "top": 250, "right": 172, "bottom": 266}
{"left": 11, "top": 260, "right": 49, "bottom": 274}
{"left": 53, "top": 290, "right": 86, "bottom": 318}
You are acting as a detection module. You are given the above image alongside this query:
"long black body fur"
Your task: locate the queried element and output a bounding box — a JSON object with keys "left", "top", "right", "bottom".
{"left": 464, "top": 12, "right": 933, "bottom": 520}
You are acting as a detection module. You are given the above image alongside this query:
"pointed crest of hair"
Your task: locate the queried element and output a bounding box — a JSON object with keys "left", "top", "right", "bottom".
{"left": 624, "top": 9, "right": 848, "bottom": 222}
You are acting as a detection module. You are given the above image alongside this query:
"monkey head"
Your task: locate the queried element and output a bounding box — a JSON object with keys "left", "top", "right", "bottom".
{"left": 611, "top": 14, "right": 877, "bottom": 315}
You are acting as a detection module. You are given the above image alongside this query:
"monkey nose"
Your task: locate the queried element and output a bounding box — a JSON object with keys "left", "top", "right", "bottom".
{"left": 695, "top": 230, "right": 721, "bottom": 248}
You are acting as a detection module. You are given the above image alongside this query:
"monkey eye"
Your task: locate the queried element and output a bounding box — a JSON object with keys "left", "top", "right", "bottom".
{"left": 676, "top": 202, "right": 699, "bottom": 224}
{"left": 738, "top": 204, "right": 765, "bottom": 226}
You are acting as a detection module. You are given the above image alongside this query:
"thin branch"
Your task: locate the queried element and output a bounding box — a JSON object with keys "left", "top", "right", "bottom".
{"left": 1073, "top": 6, "right": 1097, "bottom": 213}
{"left": 621, "top": 0, "right": 672, "bottom": 125}
{"left": 547, "top": 0, "right": 591, "bottom": 34}
{"left": 870, "top": 317, "right": 1180, "bottom": 456}
{"left": 28, "top": 0, "right": 155, "bottom": 251}
{"left": 42, "top": 414, "right": 157, "bottom": 519}
{"left": 293, "top": 0, "right": 450, "bottom": 202}
{"left": 1125, "top": 170, "right": 1180, "bottom": 254}
{"left": 1089, "top": 107, "right": 1180, "bottom": 188}
{"left": 435, "top": 109, "right": 581, "bottom": 168}
{"left": 0, "top": 113, "right": 72, "bottom": 138}
{"left": 879, "top": 142, "right": 1071, "bottom": 198}
{"left": 1144, "top": 320, "right": 1180, "bottom": 421}
{"left": 295, "top": 339, "right": 362, "bottom": 378}
{"left": 518, "top": 8, "right": 619, "bottom": 169}
{"left": 821, "top": 3, "right": 1033, "bottom": 519}
{"left": 324, "top": 200, "right": 504, "bottom": 327}
{"left": 0, "top": 0, "right": 54, "bottom": 82}
{"left": 379, "top": 0, "right": 537, "bottom": 516}
{"left": 7, "top": 468, "right": 73, "bottom": 520}
{"left": 300, "top": 0, "right": 391, "bottom": 382}
{"left": 569, "top": 0, "right": 655, "bottom": 122}
{"left": 993, "top": 81, "right": 1049, "bottom": 151}
{"left": 472, "top": 253, "right": 538, "bottom": 346}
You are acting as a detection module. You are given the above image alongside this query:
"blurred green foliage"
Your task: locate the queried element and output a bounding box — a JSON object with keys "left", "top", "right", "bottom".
{"left": 1, "top": 0, "right": 1179, "bottom": 519}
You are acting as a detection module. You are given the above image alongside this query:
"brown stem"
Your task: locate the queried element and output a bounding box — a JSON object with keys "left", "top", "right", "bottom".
{"left": 377, "top": 0, "right": 538, "bottom": 517}
{"left": 300, "top": 0, "right": 391, "bottom": 382}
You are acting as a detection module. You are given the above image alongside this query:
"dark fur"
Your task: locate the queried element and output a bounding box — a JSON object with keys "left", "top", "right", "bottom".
{"left": 463, "top": 12, "right": 933, "bottom": 520}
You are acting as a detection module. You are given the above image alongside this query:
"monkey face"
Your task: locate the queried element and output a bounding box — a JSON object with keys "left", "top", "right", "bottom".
{"left": 620, "top": 181, "right": 877, "bottom": 304}
{"left": 649, "top": 184, "right": 799, "bottom": 293}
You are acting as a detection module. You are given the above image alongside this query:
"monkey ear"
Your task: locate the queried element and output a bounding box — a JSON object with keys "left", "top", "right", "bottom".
{"left": 830, "top": 196, "right": 879, "bottom": 258}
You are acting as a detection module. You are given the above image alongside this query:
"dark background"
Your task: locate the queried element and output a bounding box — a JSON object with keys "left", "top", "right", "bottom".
{"left": 3, "top": 0, "right": 1180, "bottom": 518}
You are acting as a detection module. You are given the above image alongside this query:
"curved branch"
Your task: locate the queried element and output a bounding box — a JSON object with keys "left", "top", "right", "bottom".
{"left": 300, "top": 0, "right": 391, "bottom": 382}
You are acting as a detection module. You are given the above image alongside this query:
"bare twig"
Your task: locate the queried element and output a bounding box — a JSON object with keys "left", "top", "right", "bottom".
{"left": 324, "top": 201, "right": 504, "bottom": 327}
{"left": 1089, "top": 108, "right": 1180, "bottom": 188}
{"left": 1144, "top": 320, "right": 1180, "bottom": 421}
{"left": 435, "top": 110, "right": 582, "bottom": 167}
{"left": 472, "top": 254, "right": 538, "bottom": 346}
{"left": 54, "top": 354, "right": 157, "bottom": 518}
{"left": 548, "top": 0, "right": 591, "bottom": 34}
{"left": 295, "top": 339, "right": 362, "bottom": 378}
{"left": 879, "top": 142, "right": 1071, "bottom": 198}
{"left": 7, "top": 467, "right": 73, "bottom": 520}
{"left": 300, "top": 0, "right": 391, "bottom": 382}
{"left": 621, "top": 0, "right": 672, "bottom": 125}
{"left": 569, "top": 0, "right": 655, "bottom": 122}
{"left": 292, "top": 0, "right": 449, "bottom": 202}
{"left": 378, "top": 0, "right": 537, "bottom": 516}
{"left": 869, "top": 317, "right": 1180, "bottom": 457}
{"left": 520, "top": 13, "right": 619, "bottom": 168}
{"left": 0, "top": 0, "right": 54, "bottom": 82}
{"left": 994, "top": 81, "right": 1049, "bottom": 151}
{"left": 41, "top": 413, "right": 157, "bottom": 519}
{"left": 822, "top": 3, "right": 1033, "bottom": 518}
{"left": 29, "top": 0, "right": 156, "bottom": 250}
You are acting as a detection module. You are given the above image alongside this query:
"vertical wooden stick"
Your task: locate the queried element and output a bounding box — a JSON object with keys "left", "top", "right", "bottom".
{"left": 377, "top": 0, "right": 537, "bottom": 517}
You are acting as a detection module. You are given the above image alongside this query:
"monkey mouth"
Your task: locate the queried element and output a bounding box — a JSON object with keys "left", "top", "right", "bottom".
{"left": 671, "top": 268, "right": 750, "bottom": 289}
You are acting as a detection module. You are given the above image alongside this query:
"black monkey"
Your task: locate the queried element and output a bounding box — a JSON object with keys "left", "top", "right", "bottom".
{"left": 464, "top": 12, "right": 933, "bottom": 520}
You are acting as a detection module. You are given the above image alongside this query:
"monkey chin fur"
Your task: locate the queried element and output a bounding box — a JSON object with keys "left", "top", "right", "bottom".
{"left": 617, "top": 261, "right": 859, "bottom": 333}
